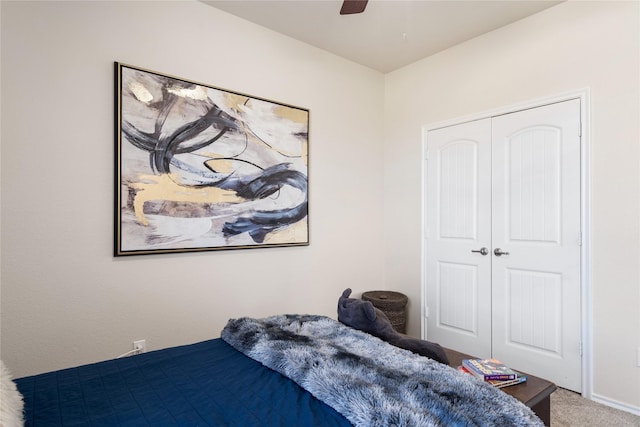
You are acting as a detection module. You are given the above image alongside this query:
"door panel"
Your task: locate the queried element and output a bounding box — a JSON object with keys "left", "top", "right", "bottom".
{"left": 505, "top": 268, "right": 563, "bottom": 353}
{"left": 425, "top": 119, "right": 492, "bottom": 358}
{"left": 438, "top": 261, "right": 478, "bottom": 335}
{"left": 506, "top": 127, "right": 561, "bottom": 243}
{"left": 491, "top": 99, "right": 581, "bottom": 391}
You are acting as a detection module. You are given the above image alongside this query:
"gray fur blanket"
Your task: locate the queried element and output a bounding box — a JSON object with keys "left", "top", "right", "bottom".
{"left": 221, "top": 314, "right": 543, "bottom": 427}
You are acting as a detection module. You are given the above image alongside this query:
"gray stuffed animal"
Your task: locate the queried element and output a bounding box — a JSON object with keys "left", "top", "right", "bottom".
{"left": 337, "top": 288, "right": 449, "bottom": 365}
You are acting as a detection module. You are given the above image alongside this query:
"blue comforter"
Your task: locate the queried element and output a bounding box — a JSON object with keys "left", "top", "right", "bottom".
{"left": 15, "top": 339, "right": 351, "bottom": 426}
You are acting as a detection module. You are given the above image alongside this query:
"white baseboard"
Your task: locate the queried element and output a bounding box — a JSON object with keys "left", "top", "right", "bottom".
{"left": 591, "top": 393, "right": 640, "bottom": 417}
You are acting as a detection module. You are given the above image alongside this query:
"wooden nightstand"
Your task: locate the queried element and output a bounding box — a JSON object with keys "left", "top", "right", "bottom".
{"left": 444, "top": 347, "right": 557, "bottom": 426}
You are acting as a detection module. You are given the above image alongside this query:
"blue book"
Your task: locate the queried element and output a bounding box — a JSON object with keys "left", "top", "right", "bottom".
{"left": 462, "top": 358, "right": 518, "bottom": 381}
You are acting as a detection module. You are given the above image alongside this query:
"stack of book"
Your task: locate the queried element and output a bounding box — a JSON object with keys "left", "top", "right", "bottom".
{"left": 457, "top": 358, "right": 527, "bottom": 389}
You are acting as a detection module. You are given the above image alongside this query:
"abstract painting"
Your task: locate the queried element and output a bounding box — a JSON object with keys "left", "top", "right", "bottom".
{"left": 114, "top": 63, "right": 309, "bottom": 256}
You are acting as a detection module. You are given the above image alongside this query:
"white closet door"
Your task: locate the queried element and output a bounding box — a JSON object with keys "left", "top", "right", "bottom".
{"left": 424, "top": 99, "right": 582, "bottom": 392}
{"left": 491, "top": 99, "right": 582, "bottom": 392}
{"left": 425, "top": 118, "right": 492, "bottom": 358}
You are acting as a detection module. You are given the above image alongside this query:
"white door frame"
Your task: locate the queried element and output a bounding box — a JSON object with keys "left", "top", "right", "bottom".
{"left": 420, "top": 89, "right": 592, "bottom": 399}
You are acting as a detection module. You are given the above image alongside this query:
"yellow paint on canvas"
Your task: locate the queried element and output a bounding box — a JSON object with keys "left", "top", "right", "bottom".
{"left": 274, "top": 105, "right": 308, "bottom": 125}
{"left": 129, "top": 82, "right": 153, "bottom": 104}
{"left": 130, "top": 174, "right": 242, "bottom": 225}
{"left": 167, "top": 85, "right": 208, "bottom": 101}
{"left": 222, "top": 93, "right": 250, "bottom": 114}
{"left": 203, "top": 158, "right": 236, "bottom": 174}
{"left": 263, "top": 218, "right": 308, "bottom": 244}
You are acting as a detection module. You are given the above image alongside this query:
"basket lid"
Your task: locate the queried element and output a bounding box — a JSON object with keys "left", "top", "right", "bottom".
{"left": 362, "top": 290, "right": 408, "bottom": 305}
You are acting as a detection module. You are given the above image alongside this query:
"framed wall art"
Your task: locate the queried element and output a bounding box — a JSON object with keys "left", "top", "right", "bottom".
{"left": 114, "top": 62, "right": 309, "bottom": 256}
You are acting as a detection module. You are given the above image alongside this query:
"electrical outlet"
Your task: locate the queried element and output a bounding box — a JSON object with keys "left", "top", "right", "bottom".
{"left": 133, "top": 340, "right": 146, "bottom": 354}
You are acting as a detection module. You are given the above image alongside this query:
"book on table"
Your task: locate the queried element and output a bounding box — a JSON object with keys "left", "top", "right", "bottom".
{"left": 486, "top": 373, "right": 527, "bottom": 388}
{"left": 461, "top": 358, "right": 518, "bottom": 381}
{"left": 457, "top": 363, "right": 527, "bottom": 388}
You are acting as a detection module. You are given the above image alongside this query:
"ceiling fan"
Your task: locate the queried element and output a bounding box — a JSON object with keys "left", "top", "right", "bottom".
{"left": 340, "top": 0, "right": 368, "bottom": 15}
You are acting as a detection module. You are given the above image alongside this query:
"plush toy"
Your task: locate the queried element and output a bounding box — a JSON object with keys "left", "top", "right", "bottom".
{"left": 337, "top": 288, "right": 449, "bottom": 365}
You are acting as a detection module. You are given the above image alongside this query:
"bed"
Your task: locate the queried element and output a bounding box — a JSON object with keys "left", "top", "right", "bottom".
{"left": 13, "top": 315, "right": 544, "bottom": 426}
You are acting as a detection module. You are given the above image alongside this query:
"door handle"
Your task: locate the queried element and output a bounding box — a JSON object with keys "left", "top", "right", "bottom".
{"left": 494, "top": 248, "right": 510, "bottom": 256}
{"left": 471, "top": 247, "right": 489, "bottom": 256}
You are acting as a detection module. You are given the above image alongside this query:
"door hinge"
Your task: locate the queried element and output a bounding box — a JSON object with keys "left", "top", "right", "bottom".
{"left": 424, "top": 306, "right": 429, "bottom": 318}
{"left": 579, "top": 341, "right": 583, "bottom": 356}
{"left": 578, "top": 232, "right": 583, "bottom": 246}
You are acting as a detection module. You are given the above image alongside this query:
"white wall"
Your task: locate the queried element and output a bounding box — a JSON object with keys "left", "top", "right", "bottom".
{"left": 0, "top": 1, "right": 385, "bottom": 377}
{"left": 384, "top": 0, "right": 639, "bottom": 412}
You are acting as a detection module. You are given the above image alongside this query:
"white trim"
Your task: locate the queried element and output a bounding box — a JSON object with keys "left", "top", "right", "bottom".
{"left": 591, "top": 393, "right": 640, "bottom": 417}
{"left": 578, "top": 90, "right": 593, "bottom": 401}
{"left": 423, "top": 89, "right": 591, "bottom": 132}
{"left": 420, "top": 89, "right": 592, "bottom": 398}
{"left": 420, "top": 136, "right": 428, "bottom": 338}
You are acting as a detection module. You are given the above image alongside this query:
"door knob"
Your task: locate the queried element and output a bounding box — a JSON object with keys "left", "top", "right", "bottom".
{"left": 494, "top": 248, "right": 510, "bottom": 256}
{"left": 471, "top": 247, "right": 489, "bottom": 256}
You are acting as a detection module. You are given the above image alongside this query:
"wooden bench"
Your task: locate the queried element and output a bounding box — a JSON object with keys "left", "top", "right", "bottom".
{"left": 444, "top": 348, "right": 557, "bottom": 426}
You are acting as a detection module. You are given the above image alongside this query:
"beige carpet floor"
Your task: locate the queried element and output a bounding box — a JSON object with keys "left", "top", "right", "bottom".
{"left": 550, "top": 388, "right": 640, "bottom": 426}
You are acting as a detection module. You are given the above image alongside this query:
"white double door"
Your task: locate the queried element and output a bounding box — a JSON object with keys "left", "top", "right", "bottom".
{"left": 424, "top": 99, "right": 582, "bottom": 392}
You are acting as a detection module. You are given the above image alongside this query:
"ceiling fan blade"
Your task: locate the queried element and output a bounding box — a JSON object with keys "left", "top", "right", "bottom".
{"left": 340, "top": 0, "right": 368, "bottom": 15}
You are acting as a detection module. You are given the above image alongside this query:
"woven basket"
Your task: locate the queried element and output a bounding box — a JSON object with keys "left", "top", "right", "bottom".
{"left": 362, "top": 291, "right": 408, "bottom": 334}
